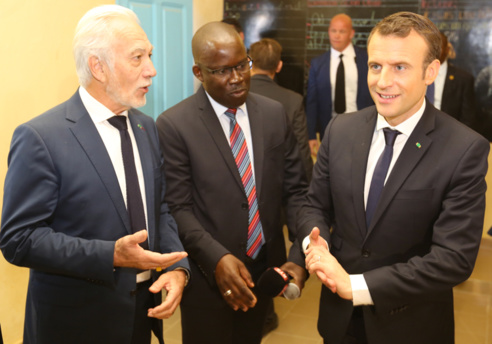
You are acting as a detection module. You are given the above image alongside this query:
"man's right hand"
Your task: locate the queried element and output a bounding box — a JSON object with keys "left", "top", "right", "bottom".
{"left": 215, "top": 254, "right": 257, "bottom": 312}
{"left": 113, "top": 230, "right": 187, "bottom": 270}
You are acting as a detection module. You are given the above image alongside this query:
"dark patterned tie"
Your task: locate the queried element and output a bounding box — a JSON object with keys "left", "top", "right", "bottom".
{"left": 108, "top": 116, "right": 148, "bottom": 249}
{"left": 224, "top": 108, "right": 264, "bottom": 259}
{"left": 366, "top": 128, "right": 401, "bottom": 229}
{"left": 334, "top": 54, "right": 346, "bottom": 114}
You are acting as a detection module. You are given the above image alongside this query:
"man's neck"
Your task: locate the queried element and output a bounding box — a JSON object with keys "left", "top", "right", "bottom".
{"left": 251, "top": 69, "right": 275, "bottom": 80}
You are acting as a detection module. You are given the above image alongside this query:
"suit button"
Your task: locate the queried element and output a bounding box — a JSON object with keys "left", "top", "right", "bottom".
{"left": 361, "top": 249, "right": 370, "bottom": 258}
{"left": 241, "top": 203, "right": 248, "bottom": 210}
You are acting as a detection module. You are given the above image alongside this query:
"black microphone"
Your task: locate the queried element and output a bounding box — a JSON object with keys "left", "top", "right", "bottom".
{"left": 257, "top": 267, "right": 300, "bottom": 300}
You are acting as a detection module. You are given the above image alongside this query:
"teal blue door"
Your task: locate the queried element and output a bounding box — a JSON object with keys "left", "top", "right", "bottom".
{"left": 118, "top": 0, "right": 193, "bottom": 119}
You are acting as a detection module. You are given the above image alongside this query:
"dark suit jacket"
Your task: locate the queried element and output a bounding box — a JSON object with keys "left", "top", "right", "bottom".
{"left": 295, "top": 103, "right": 489, "bottom": 343}
{"left": 156, "top": 86, "right": 308, "bottom": 309}
{"left": 0, "top": 90, "right": 189, "bottom": 344}
{"left": 441, "top": 63, "right": 478, "bottom": 130}
{"left": 250, "top": 74, "right": 313, "bottom": 180}
{"left": 306, "top": 45, "right": 374, "bottom": 140}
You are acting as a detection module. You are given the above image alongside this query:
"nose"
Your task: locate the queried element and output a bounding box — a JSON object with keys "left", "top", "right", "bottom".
{"left": 145, "top": 58, "right": 157, "bottom": 78}
{"left": 229, "top": 67, "right": 244, "bottom": 83}
{"left": 377, "top": 67, "right": 393, "bottom": 89}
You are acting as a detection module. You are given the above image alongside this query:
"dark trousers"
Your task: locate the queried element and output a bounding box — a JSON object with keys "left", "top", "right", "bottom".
{"left": 324, "top": 307, "right": 367, "bottom": 344}
{"left": 131, "top": 279, "right": 155, "bottom": 344}
{"left": 181, "top": 250, "right": 270, "bottom": 344}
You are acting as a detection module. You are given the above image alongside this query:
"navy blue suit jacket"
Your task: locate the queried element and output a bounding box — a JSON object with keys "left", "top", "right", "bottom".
{"left": 306, "top": 45, "right": 374, "bottom": 140}
{"left": 0, "top": 90, "right": 189, "bottom": 344}
{"left": 296, "top": 103, "right": 489, "bottom": 343}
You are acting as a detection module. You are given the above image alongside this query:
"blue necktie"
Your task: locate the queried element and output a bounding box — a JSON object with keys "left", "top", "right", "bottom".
{"left": 224, "top": 108, "right": 265, "bottom": 259}
{"left": 366, "top": 128, "right": 401, "bottom": 229}
{"left": 426, "top": 83, "right": 435, "bottom": 104}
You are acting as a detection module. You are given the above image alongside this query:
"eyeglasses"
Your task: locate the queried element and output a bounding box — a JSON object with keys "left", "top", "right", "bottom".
{"left": 201, "top": 56, "right": 253, "bottom": 77}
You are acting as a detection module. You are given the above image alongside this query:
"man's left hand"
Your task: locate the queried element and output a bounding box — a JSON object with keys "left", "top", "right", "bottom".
{"left": 279, "top": 261, "right": 307, "bottom": 294}
{"left": 147, "top": 269, "right": 187, "bottom": 319}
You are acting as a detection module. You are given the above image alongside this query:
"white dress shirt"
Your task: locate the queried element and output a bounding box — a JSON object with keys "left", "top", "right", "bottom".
{"left": 330, "top": 44, "right": 358, "bottom": 117}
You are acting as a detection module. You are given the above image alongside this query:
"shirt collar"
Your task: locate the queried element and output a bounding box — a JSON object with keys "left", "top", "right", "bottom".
{"left": 204, "top": 90, "right": 247, "bottom": 117}
{"left": 331, "top": 43, "right": 355, "bottom": 59}
{"left": 79, "top": 86, "right": 129, "bottom": 123}
{"left": 375, "top": 99, "right": 426, "bottom": 137}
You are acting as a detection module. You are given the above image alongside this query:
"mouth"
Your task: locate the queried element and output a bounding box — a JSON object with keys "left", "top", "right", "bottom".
{"left": 230, "top": 88, "right": 247, "bottom": 97}
{"left": 377, "top": 92, "right": 399, "bottom": 103}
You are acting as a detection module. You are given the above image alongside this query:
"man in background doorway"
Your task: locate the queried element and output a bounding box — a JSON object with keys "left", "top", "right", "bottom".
{"left": 249, "top": 38, "right": 313, "bottom": 181}
{"left": 306, "top": 13, "right": 373, "bottom": 157}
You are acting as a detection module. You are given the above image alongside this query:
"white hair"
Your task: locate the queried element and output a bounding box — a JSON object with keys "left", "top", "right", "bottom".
{"left": 73, "top": 5, "right": 140, "bottom": 87}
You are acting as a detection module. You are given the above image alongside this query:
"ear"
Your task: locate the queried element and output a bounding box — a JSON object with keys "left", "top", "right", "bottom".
{"left": 192, "top": 65, "right": 204, "bottom": 82}
{"left": 425, "top": 59, "right": 440, "bottom": 85}
{"left": 276, "top": 60, "right": 283, "bottom": 74}
{"left": 88, "top": 56, "right": 106, "bottom": 83}
{"left": 350, "top": 29, "right": 355, "bottom": 40}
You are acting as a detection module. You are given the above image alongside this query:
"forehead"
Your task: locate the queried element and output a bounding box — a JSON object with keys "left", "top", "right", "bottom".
{"left": 113, "top": 20, "right": 152, "bottom": 52}
{"left": 200, "top": 40, "right": 246, "bottom": 67}
{"left": 368, "top": 31, "right": 427, "bottom": 65}
{"left": 329, "top": 17, "right": 351, "bottom": 31}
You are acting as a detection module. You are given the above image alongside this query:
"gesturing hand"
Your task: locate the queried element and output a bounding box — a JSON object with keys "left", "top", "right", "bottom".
{"left": 215, "top": 254, "right": 257, "bottom": 312}
{"left": 113, "top": 230, "right": 187, "bottom": 270}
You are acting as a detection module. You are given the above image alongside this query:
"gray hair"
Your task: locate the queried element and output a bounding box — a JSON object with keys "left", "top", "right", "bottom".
{"left": 73, "top": 5, "right": 140, "bottom": 87}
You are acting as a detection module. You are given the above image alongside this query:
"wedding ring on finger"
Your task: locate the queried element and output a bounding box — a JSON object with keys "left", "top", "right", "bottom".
{"left": 223, "top": 289, "right": 232, "bottom": 297}
{"left": 315, "top": 255, "right": 321, "bottom": 262}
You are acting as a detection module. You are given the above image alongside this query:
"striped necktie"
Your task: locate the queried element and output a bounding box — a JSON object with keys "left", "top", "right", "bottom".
{"left": 224, "top": 108, "right": 265, "bottom": 259}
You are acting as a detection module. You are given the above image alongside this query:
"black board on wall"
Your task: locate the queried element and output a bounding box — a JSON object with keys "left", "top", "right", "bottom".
{"left": 223, "top": 0, "right": 492, "bottom": 139}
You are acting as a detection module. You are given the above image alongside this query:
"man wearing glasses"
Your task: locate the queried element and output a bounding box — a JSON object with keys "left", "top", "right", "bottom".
{"left": 156, "top": 22, "right": 308, "bottom": 344}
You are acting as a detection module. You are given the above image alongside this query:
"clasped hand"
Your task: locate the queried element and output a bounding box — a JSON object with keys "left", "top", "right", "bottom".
{"left": 305, "top": 227, "right": 353, "bottom": 300}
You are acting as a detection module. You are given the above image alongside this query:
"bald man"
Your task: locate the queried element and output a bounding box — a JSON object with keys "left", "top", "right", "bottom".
{"left": 156, "top": 22, "right": 308, "bottom": 344}
{"left": 306, "top": 13, "right": 373, "bottom": 157}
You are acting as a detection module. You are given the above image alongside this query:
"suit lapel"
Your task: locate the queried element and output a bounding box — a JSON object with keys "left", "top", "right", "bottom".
{"left": 352, "top": 109, "right": 378, "bottom": 237}
{"left": 196, "top": 87, "right": 245, "bottom": 191}
{"left": 365, "top": 104, "right": 435, "bottom": 240}
{"left": 66, "top": 91, "right": 131, "bottom": 234}
{"left": 246, "top": 95, "right": 265, "bottom": 195}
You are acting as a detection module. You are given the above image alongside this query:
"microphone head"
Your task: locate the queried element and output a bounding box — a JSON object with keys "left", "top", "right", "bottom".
{"left": 257, "top": 267, "right": 289, "bottom": 297}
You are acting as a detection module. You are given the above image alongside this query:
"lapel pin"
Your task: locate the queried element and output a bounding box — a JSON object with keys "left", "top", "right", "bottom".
{"left": 137, "top": 124, "right": 145, "bottom": 131}
{"left": 449, "top": 75, "right": 455, "bottom": 80}
{"left": 416, "top": 142, "right": 422, "bottom": 149}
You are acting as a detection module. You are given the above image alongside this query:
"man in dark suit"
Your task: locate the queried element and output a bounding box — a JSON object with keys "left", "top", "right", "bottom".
{"left": 299, "top": 12, "right": 489, "bottom": 344}
{"left": 156, "top": 22, "right": 308, "bottom": 344}
{"left": 249, "top": 38, "right": 313, "bottom": 181}
{"left": 0, "top": 5, "right": 189, "bottom": 344}
{"left": 428, "top": 31, "right": 478, "bottom": 131}
{"left": 306, "top": 13, "right": 374, "bottom": 157}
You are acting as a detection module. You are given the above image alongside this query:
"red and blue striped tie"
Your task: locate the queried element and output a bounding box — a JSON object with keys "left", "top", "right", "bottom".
{"left": 225, "top": 108, "right": 264, "bottom": 259}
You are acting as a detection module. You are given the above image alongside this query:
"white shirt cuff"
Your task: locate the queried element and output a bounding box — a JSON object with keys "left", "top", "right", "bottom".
{"left": 350, "top": 274, "right": 374, "bottom": 306}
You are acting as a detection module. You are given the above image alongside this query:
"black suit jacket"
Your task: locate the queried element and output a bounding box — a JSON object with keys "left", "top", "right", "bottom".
{"left": 0, "top": 90, "right": 188, "bottom": 344}
{"left": 440, "top": 63, "right": 478, "bottom": 130}
{"left": 156, "top": 86, "right": 308, "bottom": 308}
{"left": 296, "top": 103, "right": 489, "bottom": 343}
{"left": 250, "top": 74, "right": 313, "bottom": 180}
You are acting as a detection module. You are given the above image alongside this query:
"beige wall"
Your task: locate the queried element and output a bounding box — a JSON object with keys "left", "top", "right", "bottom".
{"left": 0, "top": 1, "right": 222, "bottom": 343}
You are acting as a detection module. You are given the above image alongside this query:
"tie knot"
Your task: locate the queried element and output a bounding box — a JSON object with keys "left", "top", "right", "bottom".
{"left": 383, "top": 128, "right": 400, "bottom": 147}
{"left": 339, "top": 54, "right": 344, "bottom": 59}
{"left": 224, "top": 108, "right": 237, "bottom": 121}
{"left": 108, "top": 116, "right": 128, "bottom": 131}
